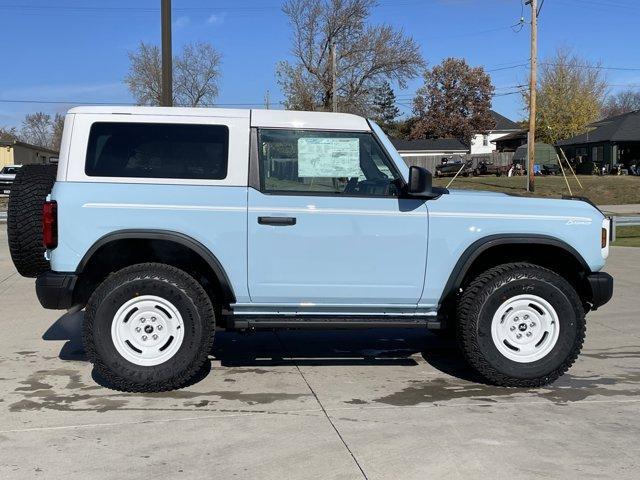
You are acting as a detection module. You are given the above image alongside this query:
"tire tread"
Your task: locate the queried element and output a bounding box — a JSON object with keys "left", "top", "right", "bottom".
{"left": 7, "top": 164, "right": 57, "bottom": 277}
{"left": 83, "top": 263, "right": 215, "bottom": 393}
{"left": 456, "top": 262, "right": 586, "bottom": 388}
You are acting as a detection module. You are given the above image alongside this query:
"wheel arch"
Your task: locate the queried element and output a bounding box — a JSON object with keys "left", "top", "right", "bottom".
{"left": 75, "top": 229, "right": 236, "bottom": 307}
{"left": 439, "top": 234, "right": 591, "bottom": 313}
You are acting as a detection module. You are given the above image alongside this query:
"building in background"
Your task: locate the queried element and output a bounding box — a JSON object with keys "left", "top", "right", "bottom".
{"left": 493, "top": 130, "right": 528, "bottom": 152}
{"left": 0, "top": 140, "right": 58, "bottom": 168}
{"left": 557, "top": 110, "right": 640, "bottom": 172}
{"left": 391, "top": 137, "right": 469, "bottom": 158}
{"left": 469, "top": 110, "right": 521, "bottom": 154}
{"left": 390, "top": 137, "right": 469, "bottom": 172}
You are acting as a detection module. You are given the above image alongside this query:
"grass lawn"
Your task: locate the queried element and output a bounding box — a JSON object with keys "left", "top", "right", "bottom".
{"left": 433, "top": 174, "right": 640, "bottom": 205}
{"left": 613, "top": 226, "right": 640, "bottom": 247}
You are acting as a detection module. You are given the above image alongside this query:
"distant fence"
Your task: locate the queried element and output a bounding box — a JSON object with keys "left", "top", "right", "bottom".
{"left": 402, "top": 152, "right": 515, "bottom": 171}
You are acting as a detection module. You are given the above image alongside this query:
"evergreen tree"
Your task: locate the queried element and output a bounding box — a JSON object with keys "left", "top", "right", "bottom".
{"left": 371, "top": 81, "right": 400, "bottom": 131}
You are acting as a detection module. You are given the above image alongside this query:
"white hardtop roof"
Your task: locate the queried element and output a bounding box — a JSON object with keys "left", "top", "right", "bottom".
{"left": 251, "top": 109, "right": 370, "bottom": 131}
{"left": 67, "top": 106, "right": 371, "bottom": 131}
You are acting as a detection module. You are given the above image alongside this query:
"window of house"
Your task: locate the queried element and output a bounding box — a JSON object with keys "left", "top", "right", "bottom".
{"left": 257, "top": 129, "right": 402, "bottom": 196}
{"left": 85, "top": 122, "right": 229, "bottom": 180}
{"left": 592, "top": 145, "right": 604, "bottom": 163}
{"left": 483, "top": 134, "right": 489, "bottom": 146}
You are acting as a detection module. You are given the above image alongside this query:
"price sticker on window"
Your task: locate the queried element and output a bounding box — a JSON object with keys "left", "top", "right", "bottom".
{"left": 298, "top": 137, "right": 360, "bottom": 177}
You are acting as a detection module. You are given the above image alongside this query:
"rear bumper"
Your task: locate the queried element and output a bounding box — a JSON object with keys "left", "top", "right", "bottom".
{"left": 586, "top": 272, "right": 613, "bottom": 309}
{"left": 35, "top": 271, "right": 77, "bottom": 309}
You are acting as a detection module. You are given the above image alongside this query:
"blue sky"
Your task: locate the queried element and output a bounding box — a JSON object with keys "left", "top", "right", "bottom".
{"left": 1, "top": 0, "right": 639, "bottom": 128}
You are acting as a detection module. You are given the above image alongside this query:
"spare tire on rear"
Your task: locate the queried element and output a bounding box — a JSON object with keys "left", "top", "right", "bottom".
{"left": 7, "top": 164, "right": 58, "bottom": 278}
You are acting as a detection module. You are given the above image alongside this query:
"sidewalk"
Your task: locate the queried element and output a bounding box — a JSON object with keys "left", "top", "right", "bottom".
{"left": 598, "top": 204, "right": 640, "bottom": 215}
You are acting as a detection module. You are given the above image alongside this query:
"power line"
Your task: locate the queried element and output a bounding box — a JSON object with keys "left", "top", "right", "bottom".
{"left": 486, "top": 63, "right": 529, "bottom": 72}
{"left": 0, "top": 99, "right": 285, "bottom": 107}
{"left": 556, "top": 0, "right": 640, "bottom": 11}
{"left": 0, "top": 0, "right": 467, "bottom": 15}
{"left": 540, "top": 62, "right": 640, "bottom": 71}
{"left": 483, "top": 61, "right": 640, "bottom": 72}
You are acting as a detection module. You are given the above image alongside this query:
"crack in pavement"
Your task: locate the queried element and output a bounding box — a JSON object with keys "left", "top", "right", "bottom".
{"left": 275, "top": 331, "right": 369, "bottom": 480}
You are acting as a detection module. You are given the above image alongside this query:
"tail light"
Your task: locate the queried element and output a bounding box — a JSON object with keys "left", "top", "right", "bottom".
{"left": 42, "top": 200, "right": 58, "bottom": 249}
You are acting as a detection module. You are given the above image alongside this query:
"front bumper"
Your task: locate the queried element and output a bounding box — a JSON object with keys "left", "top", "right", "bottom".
{"left": 35, "top": 271, "right": 77, "bottom": 309}
{"left": 586, "top": 272, "right": 613, "bottom": 310}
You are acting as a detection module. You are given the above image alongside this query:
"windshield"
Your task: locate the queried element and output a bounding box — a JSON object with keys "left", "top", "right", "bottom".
{"left": 368, "top": 120, "right": 409, "bottom": 181}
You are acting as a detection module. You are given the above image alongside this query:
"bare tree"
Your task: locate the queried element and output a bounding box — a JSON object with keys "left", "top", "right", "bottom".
{"left": 277, "top": 0, "right": 424, "bottom": 114}
{"left": 125, "top": 41, "right": 222, "bottom": 107}
{"left": 125, "top": 43, "right": 163, "bottom": 106}
{"left": 601, "top": 89, "right": 640, "bottom": 118}
{"left": 411, "top": 58, "right": 495, "bottom": 143}
{"left": 21, "top": 112, "right": 54, "bottom": 148}
{"left": 0, "top": 126, "right": 19, "bottom": 142}
{"left": 51, "top": 113, "right": 65, "bottom": 151}
{"left": 174, "top": 42, "right": 222, "bottom": 107}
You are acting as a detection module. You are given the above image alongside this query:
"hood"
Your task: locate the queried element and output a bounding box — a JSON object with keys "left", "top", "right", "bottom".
{"left": 439, "top": 189, "right": 604, "bottom": 222}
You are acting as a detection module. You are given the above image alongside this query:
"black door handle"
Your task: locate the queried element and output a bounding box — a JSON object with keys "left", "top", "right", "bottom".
{"left": 258, "top": 216, "right": 297, "bottom": 226}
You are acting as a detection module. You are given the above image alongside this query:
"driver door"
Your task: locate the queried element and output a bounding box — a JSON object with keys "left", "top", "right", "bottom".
{"left": 247, "top": 128, "right": 428, "bottom": 306}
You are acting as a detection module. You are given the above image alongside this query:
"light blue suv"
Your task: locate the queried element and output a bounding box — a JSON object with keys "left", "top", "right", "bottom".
{"left": 7, "top": 107, "right": 613, "bottom": 392}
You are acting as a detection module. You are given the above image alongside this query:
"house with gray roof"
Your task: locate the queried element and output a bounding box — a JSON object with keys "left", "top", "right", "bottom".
{"left": 557, "top": 110, "right": 640, "bottom": 172}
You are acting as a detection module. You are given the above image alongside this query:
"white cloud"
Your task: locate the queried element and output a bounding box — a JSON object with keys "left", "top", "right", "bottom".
{"left": 175, "top": 15, "right": 190, "bottom": 28}
{"left": 207, "top": 13, "right": 226, "bottom": 26}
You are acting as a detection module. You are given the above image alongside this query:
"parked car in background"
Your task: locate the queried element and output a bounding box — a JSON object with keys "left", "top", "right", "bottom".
{"left": 472, "top": 160, "right": 511, "bottom": 177}
{"left": 434, "top": 156, "right": 471, "bottom": 177}
{"left": 0, "top": 165, "right": 22, "bottom": 194}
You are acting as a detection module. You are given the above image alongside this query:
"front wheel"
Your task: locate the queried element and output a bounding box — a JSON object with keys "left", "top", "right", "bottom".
{"left": 83, "top": 263, "right": 215, "bottom": 392}
{"left": 457, "top": 263, "right": 585, "bottom": 387}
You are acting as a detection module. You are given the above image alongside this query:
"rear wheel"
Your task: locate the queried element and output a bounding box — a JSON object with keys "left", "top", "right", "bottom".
{"left": 83, "top": 263, "right": 215, "bottom": 392}
{"left": 457, "top": 263, "right": 585, "bottom": 387}
{"left": 7, "top": 164, "right": 57, "bottom": 277}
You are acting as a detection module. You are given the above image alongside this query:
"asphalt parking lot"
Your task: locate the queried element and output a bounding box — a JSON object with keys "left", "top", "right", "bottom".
{"left": 0, "top": 229, "right": 638, "bottom": 480}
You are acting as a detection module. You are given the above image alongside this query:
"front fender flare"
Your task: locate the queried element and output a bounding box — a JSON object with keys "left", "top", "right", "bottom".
{"left": 438, "top": 234, "right": 591, "bottom": 307}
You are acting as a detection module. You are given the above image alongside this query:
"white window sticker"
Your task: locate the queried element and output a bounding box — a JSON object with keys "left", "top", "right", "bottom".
{"left": 298, "top": 138, "right": 360, "bottom": 177}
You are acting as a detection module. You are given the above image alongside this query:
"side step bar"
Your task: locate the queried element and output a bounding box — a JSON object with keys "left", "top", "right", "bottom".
{"left": 228, "top": 316, "right": 444, "bottom": 330}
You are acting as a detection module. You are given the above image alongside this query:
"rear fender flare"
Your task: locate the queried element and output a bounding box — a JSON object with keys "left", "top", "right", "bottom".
{"left": 77, "top": 229, "right": 236, "bottom": 304}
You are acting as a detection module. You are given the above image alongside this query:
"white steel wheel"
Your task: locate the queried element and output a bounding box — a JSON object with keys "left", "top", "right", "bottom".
{"left": 111, "top": 295, "right": 185, "bottom": 367}
{"left": 490, "top": 294, "right": 560, "bottom": 363}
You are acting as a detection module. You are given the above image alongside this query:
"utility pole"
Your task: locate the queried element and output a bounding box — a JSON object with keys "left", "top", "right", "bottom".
{"left": 330, "top": 40, "right": 337, "bottom": 112}
{"left": 526, "top": 0, "right": 537, "bottom": 192}
{"left": 161, "top": 0, "right": 173, "bottom": 107}
{"left": 264, "top": 90, "right": 271, "bottom": 110}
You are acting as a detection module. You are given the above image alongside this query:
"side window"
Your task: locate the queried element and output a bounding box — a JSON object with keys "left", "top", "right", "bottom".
{"left": 85, "top": 122, "right": 229, "bottom": 180}
{"left": 257, "top": 129, "right": 401, "bottom": 196}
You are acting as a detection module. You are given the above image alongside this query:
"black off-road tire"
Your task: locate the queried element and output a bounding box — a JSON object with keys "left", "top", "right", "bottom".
{"left": 7, "top": 164, "right": 57, "bottom": 277}
{"left": 83, "top": 263, "right": 215, "bottom": 392}
{"left": 457, "top": 262, "right": 585, "bottom": 387}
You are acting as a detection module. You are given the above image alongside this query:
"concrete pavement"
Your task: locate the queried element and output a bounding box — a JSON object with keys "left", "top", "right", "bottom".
{"left": 0, "top": 229, "right": 638, "bottom": 479}
{"left": 600, "top": 204, "right": 640, "bottom": 215}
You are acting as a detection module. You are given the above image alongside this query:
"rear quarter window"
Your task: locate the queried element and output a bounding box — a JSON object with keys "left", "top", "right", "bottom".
{"left": 85, "top": 122, "right": 229, "bottom": 180}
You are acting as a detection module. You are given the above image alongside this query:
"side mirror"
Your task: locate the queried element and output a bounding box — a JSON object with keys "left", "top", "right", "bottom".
{"left": 408, "top": 166, "right": 434, "bottom": 197}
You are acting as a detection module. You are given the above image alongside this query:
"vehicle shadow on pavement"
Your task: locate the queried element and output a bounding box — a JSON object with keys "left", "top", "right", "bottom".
{"left": 43, "top": 311, "right": 479, "bottom": 386}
